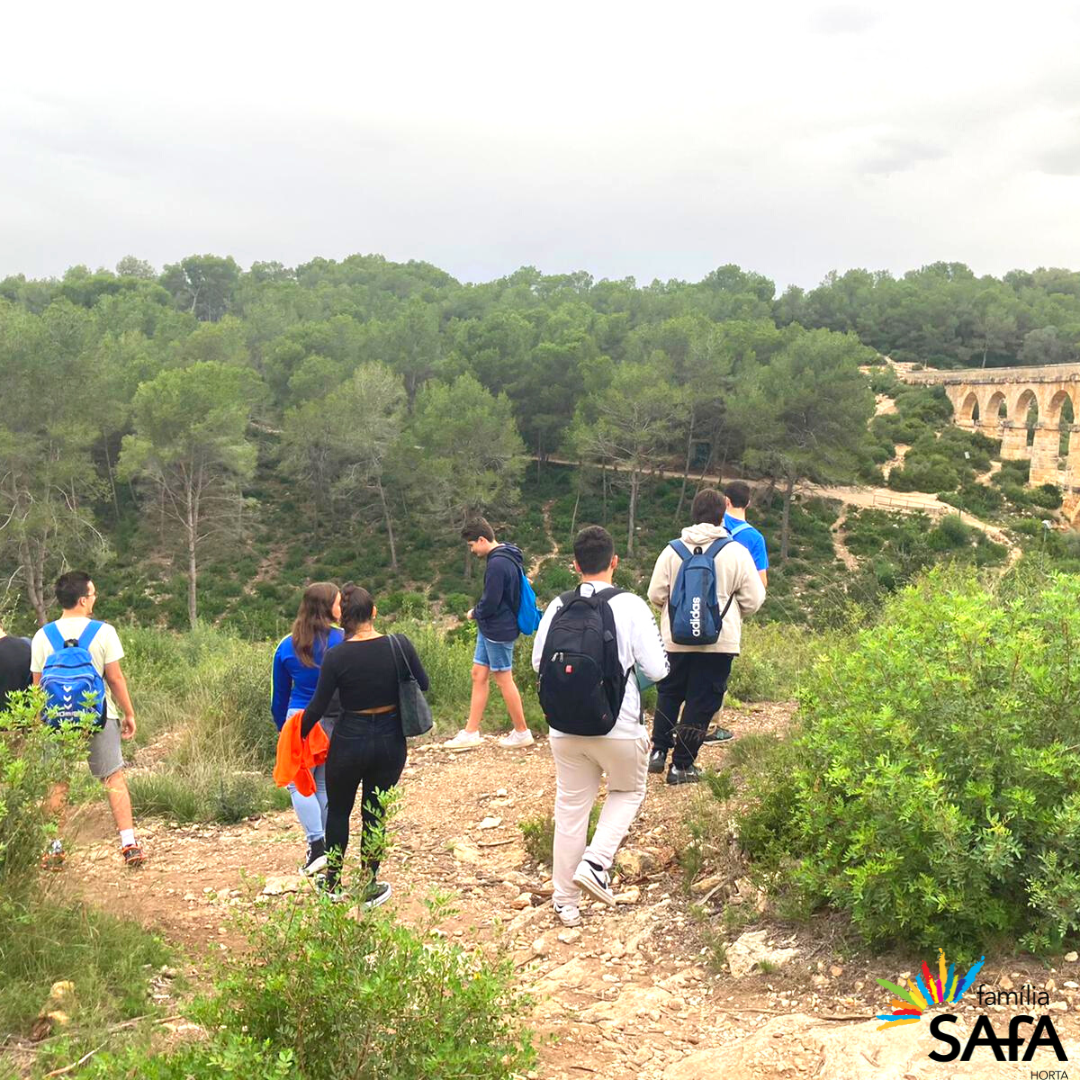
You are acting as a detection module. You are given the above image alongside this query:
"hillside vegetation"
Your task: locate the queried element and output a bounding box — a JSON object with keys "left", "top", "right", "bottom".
{"left": 4, "top": 252, "right": 1078, "bottom": 635}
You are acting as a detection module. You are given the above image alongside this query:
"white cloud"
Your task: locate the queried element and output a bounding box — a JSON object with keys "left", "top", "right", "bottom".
{"left": 2, "top": 0, "right": 1080, "bottom": 288}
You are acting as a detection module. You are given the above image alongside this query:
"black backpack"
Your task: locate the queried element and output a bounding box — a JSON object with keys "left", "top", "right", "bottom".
{"left": 537, "top": 586, "right": 631, "bottom": 736}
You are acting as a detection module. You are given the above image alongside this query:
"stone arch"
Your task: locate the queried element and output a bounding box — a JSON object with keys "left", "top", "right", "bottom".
{"left": 986, "top": 391, "right": 1008, "bottom": 419}
{"left": 1014, "top": 388, "right": 1039, "bottom": 446}
{"left": 1050, "top": 389, "right": 1076, "bottom": 463}
{"left": 958, "top": 390, "right": 980, "bottom": 423}
{"left": 1046, "top": 388, "right": 1075, "bottom": 426}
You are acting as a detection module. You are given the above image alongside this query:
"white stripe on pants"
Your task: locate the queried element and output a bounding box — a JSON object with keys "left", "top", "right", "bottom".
{"left": 551, "top": 732, "right": 650, "bottom": 908}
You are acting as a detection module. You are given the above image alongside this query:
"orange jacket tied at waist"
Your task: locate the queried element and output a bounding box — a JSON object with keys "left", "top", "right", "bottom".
{"left": 274, "top": 711, "right": 330, "bottom": 796}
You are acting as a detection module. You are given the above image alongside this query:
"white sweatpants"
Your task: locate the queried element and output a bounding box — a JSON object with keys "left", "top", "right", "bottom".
{"left": 550, "top": 732, "right": 650, "bottom": 908}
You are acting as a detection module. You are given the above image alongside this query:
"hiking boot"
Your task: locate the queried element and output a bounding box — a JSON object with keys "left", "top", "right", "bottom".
{"left": 572, "top": 859, "right": 615, "bottom": 907}
{"left": 301, "top": 838, "right": 327, "bottom": 876}
{"left": 666, "top": 764, "right": 702, "bottom": 786}
{"left": 445, "top": 729, "right": 482, "bottom": 751}
{"left": 702, "top": 726, "right": 734, "bottom": 744}
{"left": 121, "top": 843, "right": 145, "bottom": 868}
{"left": 363, "top": 881, "right": 392, "bottom": 909}
{"left": 648, "top": 749, "right": 667, "bottom": 774}
{"left": 498, "top": 727, "right": 534, "bottom": 748}
{"left": 41, "top": 839, "right": 65, "bottom": 872}
{"left": 555, "top": 903, "right": 582, "bottom": 927}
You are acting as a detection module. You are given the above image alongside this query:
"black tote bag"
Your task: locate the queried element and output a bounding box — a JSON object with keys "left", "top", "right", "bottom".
{"left": 388, "top": 633, "right": 433, "bottom": 738}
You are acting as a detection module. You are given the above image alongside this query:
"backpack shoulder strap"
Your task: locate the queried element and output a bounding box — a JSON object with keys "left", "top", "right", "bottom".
{"left": 77, "top": 620, "right": 104, "bottom": 650}
{"left": 387, "top": 633, "right": 416, "bottom": 682}
{"left": 669, "top": 540, "right": 691, "bottom": 561}
{"left": 705, "top": 537, "right": 733, "bottom": 560}
{"left": 728, "top": 520, "right": 751, "bottom": 537}
{"left": 43, "top": 622, "right": 66, "bottom": 653}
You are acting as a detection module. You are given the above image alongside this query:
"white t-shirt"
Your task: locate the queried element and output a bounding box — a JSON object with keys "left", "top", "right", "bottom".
{"left": 31, "top": 617, "right": 125, "bottom": 720}
{"left": 532, "top": 582, "right": 670, "bottom": 739}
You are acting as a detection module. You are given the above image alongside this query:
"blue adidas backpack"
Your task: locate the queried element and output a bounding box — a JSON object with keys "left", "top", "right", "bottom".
{"left": 668, "top": 538, "right": 736, "bottom": 646}
{"left": 40, "top": 621, "right": 108, "bottom": 729}
{"left": 516, "top": 570, "right": 543, "bottom": 636}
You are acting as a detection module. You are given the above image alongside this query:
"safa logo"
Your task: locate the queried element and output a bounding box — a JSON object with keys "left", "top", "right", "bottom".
{"left": 877, "top": 950, "right": 1068, "bottom": 1065}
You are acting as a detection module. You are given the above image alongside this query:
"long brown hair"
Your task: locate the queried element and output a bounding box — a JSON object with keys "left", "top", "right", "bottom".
{"left": 291, "top": 581, "right": 340, "bottom": 667}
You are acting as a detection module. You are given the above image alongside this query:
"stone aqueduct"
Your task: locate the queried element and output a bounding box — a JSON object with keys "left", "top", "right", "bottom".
{"left": 902, "top": 363, "right": 1080, "bottom": 521}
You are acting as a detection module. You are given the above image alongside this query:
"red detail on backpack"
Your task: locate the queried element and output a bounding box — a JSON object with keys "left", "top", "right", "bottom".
{"left": 565, "top": 664, "right": 573, "bottom": 673}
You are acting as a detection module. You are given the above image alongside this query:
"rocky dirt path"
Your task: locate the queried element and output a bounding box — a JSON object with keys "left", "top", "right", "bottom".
{"left": 527, "top": 499, "right": 562, "bottom": 580}
{"left": 63, "top": 701, "right": 1080, "bottom": 1079}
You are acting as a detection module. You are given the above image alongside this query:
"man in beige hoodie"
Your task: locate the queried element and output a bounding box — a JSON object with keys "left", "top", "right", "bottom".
{"left": 647, "top": 488, "right": 766, "bottom": 784}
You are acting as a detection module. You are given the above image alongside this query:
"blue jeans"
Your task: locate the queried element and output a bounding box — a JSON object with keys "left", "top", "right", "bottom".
{"left": 473, "top": 631, "right": 515, "bottom": 672}
{"left": 285, "top": 708, "right": 332, "bottom": 843}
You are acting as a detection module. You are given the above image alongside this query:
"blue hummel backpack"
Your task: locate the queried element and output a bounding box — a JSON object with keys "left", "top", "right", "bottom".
{"left": 668, "top": 538, "right": 736, "bottom": 646}
{"left": 40, "top": 621, "right": 108, "bottom": 729}
{"left": 516, "top": 570, "right": 543, "bottom": 636}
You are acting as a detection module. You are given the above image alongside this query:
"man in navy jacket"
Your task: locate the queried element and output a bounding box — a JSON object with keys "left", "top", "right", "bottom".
{"left": 445, "top": 517, "right": 535, "bottom": 750}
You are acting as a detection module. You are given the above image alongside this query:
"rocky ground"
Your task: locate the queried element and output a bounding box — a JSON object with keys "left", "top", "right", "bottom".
{"left": 52, "top": 701, "right": 1080, "bottom": 1079}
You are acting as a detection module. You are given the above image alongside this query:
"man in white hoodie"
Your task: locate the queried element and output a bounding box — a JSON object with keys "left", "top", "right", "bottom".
{"left": 647, "top": 489, "right": 766, "bottom": 784}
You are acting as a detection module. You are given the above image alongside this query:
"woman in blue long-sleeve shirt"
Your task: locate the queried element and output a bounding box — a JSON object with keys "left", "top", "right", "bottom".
{"left": 271, "top": 582, "right": 344, "bottom": 875}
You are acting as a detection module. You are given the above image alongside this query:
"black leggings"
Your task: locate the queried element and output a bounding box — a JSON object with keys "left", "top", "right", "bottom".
{"left": 324, "top": 710, "right": 407, "bottom": 888}
{"left": 652, "top": 651, "right": 734, "bottom": 768}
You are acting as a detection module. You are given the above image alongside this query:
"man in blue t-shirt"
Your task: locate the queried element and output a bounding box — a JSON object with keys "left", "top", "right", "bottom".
{"left": 723, "top": 480, "right": 768, "bottom": 587}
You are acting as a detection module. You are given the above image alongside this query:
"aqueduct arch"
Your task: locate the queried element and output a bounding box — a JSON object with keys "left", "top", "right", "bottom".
{"left": 901, "top": 363, "right": 1080, "bottom": 522}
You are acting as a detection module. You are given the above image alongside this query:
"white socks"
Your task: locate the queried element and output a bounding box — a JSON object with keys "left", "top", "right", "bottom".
{"left": 119, "top": 829, "right": 135, "bottom": 848}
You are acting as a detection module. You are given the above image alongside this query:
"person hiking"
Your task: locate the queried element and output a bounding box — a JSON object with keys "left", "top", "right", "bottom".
{"left": 724, "top": 480, "right": 769, "bottom": 587}
{"left": 647, "top": 489, "right": 765, "bottom": 783}
{"left": 271, "top": 582, "right": 344, "bottom": 876}
{"left": 30, "top": 572, "right": 144, "bottom": 867}
{"left": 533, "top": 525, "right": 669, "bottom": 926}
{"left": 445, "top": 517, "right": 534, "bottom": 750}
{"left": 0, "top": 623, "right": 31, "bottom": 713}
{"left": 300, "top": 584, "right": 429, "bottom": 907}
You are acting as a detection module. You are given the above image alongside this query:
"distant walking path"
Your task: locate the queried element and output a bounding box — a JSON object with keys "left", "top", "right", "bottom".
{"left": 539, "top": 457, "right": 1011, "bottom": 541}
{"left": 527, "top": 500, "right": 562, "bottom": 580}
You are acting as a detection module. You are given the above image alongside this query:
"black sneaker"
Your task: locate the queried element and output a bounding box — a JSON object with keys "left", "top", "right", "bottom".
{"left": 667, "top": 764, "right": 702, "bottom": 785}
{"left": 702, "top": 727, "right": 734, "bottom": 744}
{"left": 648, "top": 749, "right": 667, "bottom": 774}
{"left": 301, "top": 838, "right": 327, "bottom": 876}
{"left": 363, "top": 881, "right": 392, "bottom": 909}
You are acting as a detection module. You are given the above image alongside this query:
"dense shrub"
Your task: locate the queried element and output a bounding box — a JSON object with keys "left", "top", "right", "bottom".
{"left": 0, "top": 690, "right": 170, "bottom": 1039}
{"left": 87, "top": 892, "right": 536, "bottom": 1080}
{"left": 737, "top": 568, "right": 1080, "bottom": 953}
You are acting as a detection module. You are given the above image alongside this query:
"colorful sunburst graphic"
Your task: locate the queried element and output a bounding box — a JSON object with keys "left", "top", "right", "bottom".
{"left": 876, "top": 950, "right": 985, "bottom": 1031}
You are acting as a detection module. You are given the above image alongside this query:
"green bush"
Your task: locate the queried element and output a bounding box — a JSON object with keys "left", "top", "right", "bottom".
{"left": 128, "top": 768, "right": 289, "bottom": 824}
{"left": 519, "top": 804, "right": 600, "bottom": 866}
{"left": 0, "top": 690, "right": 171, "bottom": 1040}
{"left": 95, "top": 892, "right": 536, "bottom": 1080}
{"left": 728, "top": 622, "right": 841, "bottom": 702}
{"left": 737, "top": 568, "right": 1080, "bottom": 954}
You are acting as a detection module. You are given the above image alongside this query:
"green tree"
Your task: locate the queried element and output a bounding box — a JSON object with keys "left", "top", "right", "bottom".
{"left": 569, "top": 361, "right": 680, "bottom": 555}
{"left": 118, "top": 362, "right": 263, "bottom": 626}
{"left": 0, "top": 302, "right": 106, "bottom": 623}
{"left": 115, "top": 255, "right": 157, "bottom": 280}
{"left": 280, "top": 364, "right": 406, "bottom": 566}
{"left": 160, "top": 255, "right": 241, "bottom": 323}
{"left": 406, "top": 374, "right": 525, "bottom": 573}
{"left": 735, "top": 329, "right": 875, "bottom": 560}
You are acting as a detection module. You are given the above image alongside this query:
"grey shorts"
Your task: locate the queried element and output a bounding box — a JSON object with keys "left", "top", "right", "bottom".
{"left": 87, "top": 718, "right": 124, "bottom": 780}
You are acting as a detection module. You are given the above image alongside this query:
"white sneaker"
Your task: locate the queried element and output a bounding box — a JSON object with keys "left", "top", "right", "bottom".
{"left": 573, "top": 859, "right": 615, "bottom": 906}
{"left": 554, "top": 903, "right": 582, "bottom": 927}
{"left": 445, "top": 728, "right": 483, "bottom": 751}
{"left": 498, "top": 728, "right": 534, "bottom": 748}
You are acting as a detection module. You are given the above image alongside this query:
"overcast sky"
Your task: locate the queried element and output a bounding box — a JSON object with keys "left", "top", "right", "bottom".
{"left": 4, "top": 1, "right": 1080, "bottom": 290}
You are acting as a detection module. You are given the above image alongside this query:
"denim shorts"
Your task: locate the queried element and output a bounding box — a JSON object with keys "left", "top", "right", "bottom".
{"left": 473, "top": 632, "right": 515, "bottom": 672}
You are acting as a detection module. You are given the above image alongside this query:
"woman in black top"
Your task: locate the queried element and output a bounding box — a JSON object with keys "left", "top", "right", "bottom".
{"left": 301, "top": 584, "right": 428, "bottom": 905}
